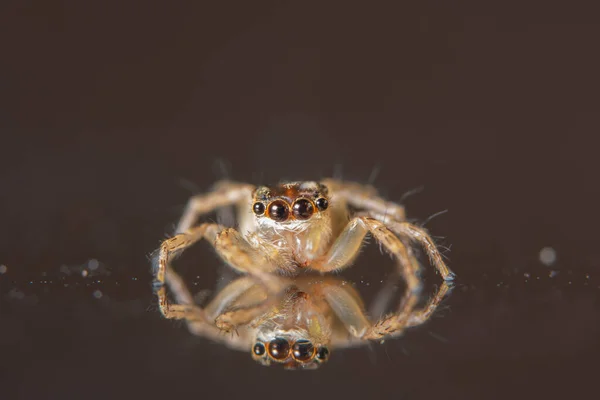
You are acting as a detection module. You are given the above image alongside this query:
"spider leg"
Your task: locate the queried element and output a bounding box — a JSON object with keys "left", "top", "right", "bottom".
{"left": 313, "top": 217, "right": 421, "bottom": 293}
{"left": 152, "top": 181, "right": 254, "bottom": 319}
{"left": 203, "top": 276, "right": 265, "bottom": 319}
{"left": 321, "top": 282, "right": 372, "bottom": 338}
{"left": 368, "top": 270, "right": 401, "bottom": 320}
{"left": 215, "top": 303, "right": 272, "bottom": 335}
{"left": 389, "top": 220, "right": 455, "bottom": 281}
{"left": 320, "top": 275, "right": 447, "bottom": 345}
{"left": 354, "top": 210, "right": 456, "bottom": 281}
{"left": 158, "top": 270, "right": 260, "bottom": 350}
{"left": 362, "top": 280, "right": 453, "bottom": 341}
{"left": 322, "top": 178, "right": 406, "bottom": 221}
{"left": 153, "top": 223, "right": 288, "bottom": 320}
{"left": 176, "top": 180, "right": 254, "bottom": 233}
{"left": 324, "top": 179, "right": 455, "bottom": 280}
{"left": 211, "top": 276, "right": 287, "bottom": 334}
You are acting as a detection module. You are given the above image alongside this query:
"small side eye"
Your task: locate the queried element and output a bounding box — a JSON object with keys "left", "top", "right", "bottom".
{"left": 315, "top": 346, "right": 329, "bottom": 362}
{"left": 292, "top": 199, "right": 314, "bottom": 220}
{"left": 268, "top": 200, "right": 290, "bottom": 222}
{"left": 292, "top": 340, "right": 315, "bottom": 362}
{"left": 253, "top": 342, "right": 266, "bottom": 356}
{"left": 268, "top": 338, "right": 291, "bottom": 360}
{"left": 253, "top": 202, "right": 266, "bottom": 216}
{"left": 315, "top": 198, "right": 328, "bottom": 211}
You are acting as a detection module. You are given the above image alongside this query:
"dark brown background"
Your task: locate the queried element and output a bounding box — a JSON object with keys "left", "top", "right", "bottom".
{"left": 1, "top": 1, "right": 599, "bottom": 399}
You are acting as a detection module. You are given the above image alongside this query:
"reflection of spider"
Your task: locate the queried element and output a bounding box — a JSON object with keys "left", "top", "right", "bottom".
{"left": 153, "top": 180, "right": 455, "bottom": 324}
{"left": 153, "top": 273, "right": 453, "bottom": 370}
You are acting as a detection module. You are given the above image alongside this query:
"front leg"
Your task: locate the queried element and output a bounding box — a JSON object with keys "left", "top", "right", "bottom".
{"left": 362, "top": 280, "right": 453, "bottom": 341}
{"left": 312, "top": 217, "right": 421, "bottom": 293}
{"left": 153, "top": 223, "right": 290, "bottom": 319}
{"left": 320, "top": 282, "right": 372, "bottom": 338}
{"left": 389, "top": 220, "right": 455, "bottom": 281}
{"left": 356, "top": 211, "right": 456, "bottom": 281}
{"left": 157, "top": 271, "right": 256, "bottom": 336}
{"left": 159, "top": 272, "right": 265, "bottom": 350}
{"left": 319, "top": 277, "right": 451, "bottom": 343}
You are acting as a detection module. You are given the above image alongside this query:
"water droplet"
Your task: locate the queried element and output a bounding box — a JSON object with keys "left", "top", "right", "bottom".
{"left": 88, "top": 259, "right": 99, "bottom": 271}
{"left": 539, "top": 247, "right": 557, "bottom": 266}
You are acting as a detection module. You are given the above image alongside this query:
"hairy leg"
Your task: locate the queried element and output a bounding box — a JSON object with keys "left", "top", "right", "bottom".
{"left": 389, "top": 220, "right": 455, "bottom": 281}
{"left": 153, "top": 181, "right": 256, "bottom": 318}
{"left": 207, "top": 277, "right": 276, "bottom": 334}
{"left": 362, "top": 280, "right": 453, "bottom": 340}
{"left": 176, "top": 180, "right": 254, "bottom": 233}
{"left": 368, "top": 271, "right": 402, "bottom": 321}
{"left": 153, "top": 223, "right": 289, "bottom": 319}
{"left": 312, "top": 216, "right": 421, "bottom": 293}
{"left": 323, "top": 179, "right": 454, "bottom": 281}
{"left": 321, "top": 282, "right": 372, "bottom": 338}
{"left": 356, "top": 210, "right": 455, "bottom": 281}
{"left": 322, "top": 179, "right": 406, "bottom": 221}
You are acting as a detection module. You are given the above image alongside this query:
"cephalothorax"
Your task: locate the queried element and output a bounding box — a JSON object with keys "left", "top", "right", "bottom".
{"left": 153, "top": 179, "right": 455, "bottom": 360}
{"left": 154, "top": 273, "right": 452, "bottom": 370}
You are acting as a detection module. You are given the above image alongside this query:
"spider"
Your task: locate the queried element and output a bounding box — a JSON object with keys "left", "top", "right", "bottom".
{"left": 156, "top": 271, "right": 453, "bottom": 369}
{"left": 153, "top": 179, "right": 455, "bottom": 327}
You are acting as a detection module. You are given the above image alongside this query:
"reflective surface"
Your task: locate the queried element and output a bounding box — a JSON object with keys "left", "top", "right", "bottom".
{"left": 2, "top": 2, "right": 600, "bottom": 399}
{"left": 154, "top": 271, "right": 454, "bottom": 369}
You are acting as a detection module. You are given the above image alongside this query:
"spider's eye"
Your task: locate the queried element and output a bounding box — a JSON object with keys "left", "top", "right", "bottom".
{"left": 268, "top": 200, "right": 290, "bottom": 222}
{"left": 268, "top": 338, "right": 290, "bottom": 360}
{"left": 292, "top": 340, "right": 315, "bottom": 362}
{"left": 315, "top": 198, "right": 328, "bottom": 211}
{"left": 315, "top": 346, "right": 329, "bottom": 362}
{"left": 253, "top": 202, "right": 266, "bottom": 216}
{"left": 253, "top": 342, "right": 266, "bottom": 356}
{"left": 292, "top": 199, "right": 314, "bottom": 220}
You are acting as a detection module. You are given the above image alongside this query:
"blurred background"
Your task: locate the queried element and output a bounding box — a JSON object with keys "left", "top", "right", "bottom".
{"left": 1, "top": 1, "right": 599, "bottom": 399}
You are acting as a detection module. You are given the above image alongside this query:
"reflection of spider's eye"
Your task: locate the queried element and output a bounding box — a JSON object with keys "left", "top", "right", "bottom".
{"left": 292, "top": 340, "right": 315, "bottom": 362}
{"left": 268, "top": 338, "right": 290, "bottom": 360}
{"left": 292, "top": 199, "right": 314, "bottom": 220}
{"left": 268, "top": 200, "right": 289, "bottom": 222}
{"left": 253, "top": 202, "right": 266, "bottom": 216}
{"left": 316, "top": 346, "right": 329, "bottom": 361}
{"left": 253, "top": 342, "right": 266, "bottom": 356}
{"left": 315, "top": 198, "right": 328, "bottom": 211}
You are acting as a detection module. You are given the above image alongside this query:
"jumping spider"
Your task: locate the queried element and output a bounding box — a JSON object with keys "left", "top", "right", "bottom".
{"left": 153, "top": 179, "right": 455, "bottom": 362}
{"left": 156, "top": 273, "right": 453, "bottom": 370}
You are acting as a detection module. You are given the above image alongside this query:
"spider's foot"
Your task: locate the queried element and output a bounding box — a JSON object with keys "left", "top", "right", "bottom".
{"left": 443, "top": 271, "right": 457, "bottom": 282}
{"left": 152, "top": 280, "right": 164, "bottom": 292}
{"left": 363, "top": 317, "right": 400, "bottom": 341}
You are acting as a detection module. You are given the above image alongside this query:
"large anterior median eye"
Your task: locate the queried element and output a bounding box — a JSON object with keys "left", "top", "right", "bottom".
{"left": 268, "top": 338, "right": 290, "bottom": 360}
{"left": 268, "top": 200, "right": 290, "bottom": 222}
{"left": 292, "top": 198, "right": 314, "bottom": 220}
{"left": 292, "top": 340, "right": 315, "bottom": 362}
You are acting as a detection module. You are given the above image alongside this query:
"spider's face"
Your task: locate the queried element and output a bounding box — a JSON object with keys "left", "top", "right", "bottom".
{"left": 251, "top": 284, "right": 331, "bottom": 369}
{"left": 251, "top": 336, "right": 330, "bottom": 370}
{"left": 251, "top": 182, "right": 329, "bottom": 223}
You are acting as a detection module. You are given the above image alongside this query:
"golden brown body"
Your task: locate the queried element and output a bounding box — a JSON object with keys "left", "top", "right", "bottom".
{"left": 152, "top": 179, "right": 455, "bottom": 368}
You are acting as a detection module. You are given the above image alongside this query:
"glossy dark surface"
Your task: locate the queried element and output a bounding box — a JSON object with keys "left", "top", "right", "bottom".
{"left": 1, "top": 2, "right": 599, "bottom": 400}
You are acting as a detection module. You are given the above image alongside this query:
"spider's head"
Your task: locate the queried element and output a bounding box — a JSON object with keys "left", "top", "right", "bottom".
{"left": 251, "top": 181, "right": 330, "bottom": 224}
{"left": 251, "top": 337, "right": 330, "bottom": 370}
{"left": 250, "top": 285, "right": 331, "bottom": 369}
